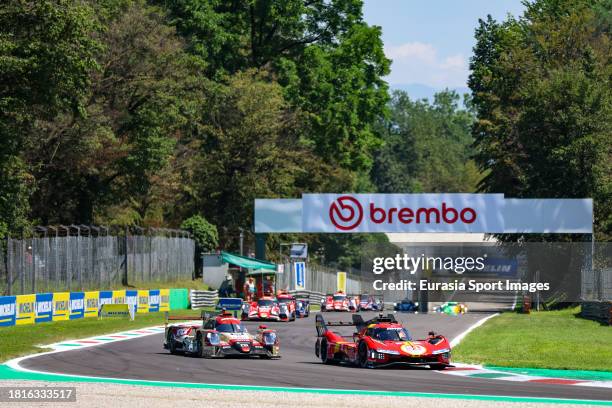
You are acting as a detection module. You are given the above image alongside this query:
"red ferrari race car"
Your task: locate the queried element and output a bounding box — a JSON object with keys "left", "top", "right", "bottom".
{"left": 163, "top": 311, "right": 280, "bottom": 358}
{"left": 320, "top": 291, "right": 360, "bottom": 312}
{"left": 276, "top": 291, "right": 297, "bottom": 321}
{"left": 241, "top": 297, "right": 281, "bottom": 321}
{"left": 314, "top": 313, "right": 451, "bottom": 369}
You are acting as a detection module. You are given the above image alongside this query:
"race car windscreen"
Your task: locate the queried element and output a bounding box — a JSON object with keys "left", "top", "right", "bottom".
{"left": 277, "top": 298, "right": 292, "bottom": 303}
{"left": 216, "top": 323, "right": 247, "bottom": 333}
{"left": 258, "top": 299, "right": 276, "bottom": 307}
{"left": 370, "top": 327, "right": 411, "bottom": 341}
{"left": 333, "top": 295, "right": 345, "bottom": 301}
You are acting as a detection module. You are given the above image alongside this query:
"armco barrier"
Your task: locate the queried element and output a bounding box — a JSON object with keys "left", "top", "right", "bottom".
{"left": 190, "top": 289, "right": 218, "bottom": 309}
{"left": 288, "top": 290, "right": 325, "bottom": 303}
{"left": 0, "top": 288, "right": 178, "bottom": 327}
{"left": 187, "top": 290, "right": 324, "bottom": 310}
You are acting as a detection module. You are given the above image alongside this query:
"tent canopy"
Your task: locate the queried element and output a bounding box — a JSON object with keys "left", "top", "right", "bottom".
{"left": 221, "top": 251, "right": 277, "bottom": 271}
{"left": 246, "top": 268, "right": 276, "bottom": 276}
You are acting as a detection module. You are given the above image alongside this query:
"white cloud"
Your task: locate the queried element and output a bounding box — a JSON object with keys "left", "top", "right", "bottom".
{"left": 384, "top": 42, "right": 469, "bottom": 88}
{"left": 385, "top": 42, "right": 437, "bottom": 64}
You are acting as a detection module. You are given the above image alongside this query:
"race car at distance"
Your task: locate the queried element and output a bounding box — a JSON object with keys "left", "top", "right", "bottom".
{"left": 276, "top": 291, "right": 297, "bottom": 321}
{"left": 393, "top": 298, "right": 419, "bottom": 312}
{"left": 163, "top": 311, "right": 280, "bottom": 359}
{"left": 314, "top": 313, "right": 451, "bottom": 369}
{"left": 359, "top": 294, "right": 384, "bottom": 311}
{"left": 320, "top": 291, "right": 360, "bottom": 312}
{"left": 434, "top": 301, "right": 468, "bottom": 315}
{"left": 241, "top": 297, "right": 282, "bottom": 321}
{"left": 295, "top": 298, "right": 310, "bottom": 318}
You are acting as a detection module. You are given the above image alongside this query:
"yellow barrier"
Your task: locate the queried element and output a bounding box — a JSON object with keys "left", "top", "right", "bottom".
{"left": 112, "top": 290, "right": 126, "bottom": 305}
{"left": 159, "top": 289, "right": 170, "bottom": 312}
{"left": 84, "top": 291, "right": 100, "bottom": 318}
{"left": 137, "top": 290, "right": 149, "bottom": 314}
{"left": 52, "top": 292, "right": 70, "bottom": 321}
{"left": 15, "top": 294, "right": 35, "bottom": 325}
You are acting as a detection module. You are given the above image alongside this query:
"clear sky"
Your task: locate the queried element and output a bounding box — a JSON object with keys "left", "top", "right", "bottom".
{"left": 363, "top": 0, "right": 525, "bottom": 93}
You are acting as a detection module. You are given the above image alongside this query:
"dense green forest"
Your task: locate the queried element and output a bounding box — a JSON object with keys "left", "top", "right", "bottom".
{"left": 0, "top": 0, "right": 610, "bottom": 267}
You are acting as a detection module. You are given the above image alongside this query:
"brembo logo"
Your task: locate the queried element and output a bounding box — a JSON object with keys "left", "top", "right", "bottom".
{"left": 329, "top": 196, "right": 364, "bottom": 230}
{"left": 329, "top": 196, "right": 477, "bottom": 231}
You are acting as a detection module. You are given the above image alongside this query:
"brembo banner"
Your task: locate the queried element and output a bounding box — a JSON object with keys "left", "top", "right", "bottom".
{"left": 254, "top": 194, "right": 593, "bottom": 233}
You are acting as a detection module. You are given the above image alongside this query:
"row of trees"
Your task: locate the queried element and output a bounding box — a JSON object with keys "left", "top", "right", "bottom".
{"left": 1, "top": 0, "right": 610, "bottom": 268}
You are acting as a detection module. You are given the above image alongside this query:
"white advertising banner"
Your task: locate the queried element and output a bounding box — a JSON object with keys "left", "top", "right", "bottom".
{"left": 254, "top": 194, "right": 593, "bottom": 234}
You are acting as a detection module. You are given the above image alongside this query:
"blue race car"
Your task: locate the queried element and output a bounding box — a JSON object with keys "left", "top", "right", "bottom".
{"left": 295, "top": 298, "right": 310, "bottom": 318}
{"left": 359, "top": 294, "right": 384, "bottom": 311}
{"left": 393, "top": 298, "right": 419, "bottom": 312}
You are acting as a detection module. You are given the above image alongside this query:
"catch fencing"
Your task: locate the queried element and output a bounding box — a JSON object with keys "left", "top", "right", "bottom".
{"left": 276, "top": 262, "right": 386, "bottom": 297}
{"left": 1, "top": 226, "right": 195, "bottom": 296}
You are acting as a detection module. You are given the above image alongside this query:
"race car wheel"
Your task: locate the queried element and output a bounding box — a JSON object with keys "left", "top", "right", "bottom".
{"left": 291, "top": 312, "right": 296, "bottom": 321}
{"left": 358, "top": 341, "right": 370, "bottom": 368}
{"left": 315, "top": 338, "right": 320, "bottom": 358}
{"left": 167, "top": 331, "right": 177, "bottom": 355}
{"left": 320, "top": 339, "right": 333, "bottom": 364}
{"left": 195, "top": 333, "right": 205, "bottom": 358}
{"left": 429, "top": 364, "right": 446, "bottom": 370}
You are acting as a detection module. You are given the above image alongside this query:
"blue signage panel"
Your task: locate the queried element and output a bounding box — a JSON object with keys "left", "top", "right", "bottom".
{"left": 481, "top": 258, "right": 518, "bottom": 277}
{"left": 0, "top": 296, "right": 16, "bottom": 327}
{"left": 149, "top": 289, "right": 160, "bottom": 312}
{"left": 69, "top": 292, "right": 85, "bottom": 320}
{"left": 217, "top": 298, "right": 243, "bottom": 311}
{"left": 35, "top": 293, "right": 53, "bottom": 323}
{"left": 125, "top": 290, "right": 138, "bottom": 315}
{"left": 295, "top": 262, "right": 305, "bottom": 289}
{"left": 99, "top": 291, "right": 113, "bottom": 306}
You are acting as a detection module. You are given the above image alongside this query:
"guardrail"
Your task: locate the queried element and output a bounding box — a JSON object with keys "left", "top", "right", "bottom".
{"left": 580, "top": 301, "right": 612, "bottom": 325}
{"left": 288, "top": 290, "right": 325, "bottom": 303}
{"left": 190, "top": 289, "right": 219, "bottom": 309}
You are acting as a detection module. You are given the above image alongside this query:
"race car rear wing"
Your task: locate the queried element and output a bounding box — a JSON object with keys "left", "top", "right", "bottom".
{"left": 164, "top": 311, "right": 209, "bottom": 326}
{"left": 315, "top": 313, "right": 398, "bottom": 336}
{"left": 315, "top": 313, "right": 355, "bottom": 336}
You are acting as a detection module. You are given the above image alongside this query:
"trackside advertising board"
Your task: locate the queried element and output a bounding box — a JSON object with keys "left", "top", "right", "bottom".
{"left": 255, "top": 194, "right": 593, "bottom": 233}
{"left": 0, "top": 288, "right": 183, "bottom": 327}
{"left": 15, "top": 294, "right": 35, "bottom": 325}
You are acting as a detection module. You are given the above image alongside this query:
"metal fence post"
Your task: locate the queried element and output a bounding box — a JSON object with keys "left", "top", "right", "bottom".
{"left": 123, "top": 226, "right": 128, "bottom": 286}
{"left": 20, "top": 231, "right": 25, "bottom": 295}
{"left": 5, "top": 234, "right": 11, "bottom": 296}
{"left": 31, "top": 230, "right": 36, "bottom": 294}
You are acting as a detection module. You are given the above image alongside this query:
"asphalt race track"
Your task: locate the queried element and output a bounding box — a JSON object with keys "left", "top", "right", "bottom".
{"left": 21, "top": 312, "right": 612, "bottom": 401}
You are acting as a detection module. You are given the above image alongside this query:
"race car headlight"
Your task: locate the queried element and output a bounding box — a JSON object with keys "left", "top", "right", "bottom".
{"left": 432, "top": 348, "right": 450, "bottom": 355}
{"left": 376, "top": 349, "right": 400, "bottom": 355}
{"left": 206, "top": 332, "right": 221, "bottom": 346}
{"left": 262, "top": 332, "right": 277, "bottom": 345}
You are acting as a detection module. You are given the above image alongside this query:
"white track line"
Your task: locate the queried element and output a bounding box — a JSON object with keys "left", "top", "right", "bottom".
{"left": 450, "top": 313, "right": 499, "bottom": 348}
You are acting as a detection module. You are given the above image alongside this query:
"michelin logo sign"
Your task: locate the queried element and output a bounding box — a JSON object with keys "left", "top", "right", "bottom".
{"left": 0, "top": 296, "right": 16, "bottom": 327}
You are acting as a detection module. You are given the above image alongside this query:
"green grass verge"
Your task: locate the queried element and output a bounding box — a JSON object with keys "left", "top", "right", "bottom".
{"left": 0, "top": 308, "right": 213, "bottom": 363}
{"left": 453, "top": 307, "right": 612, "bottom": 371}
